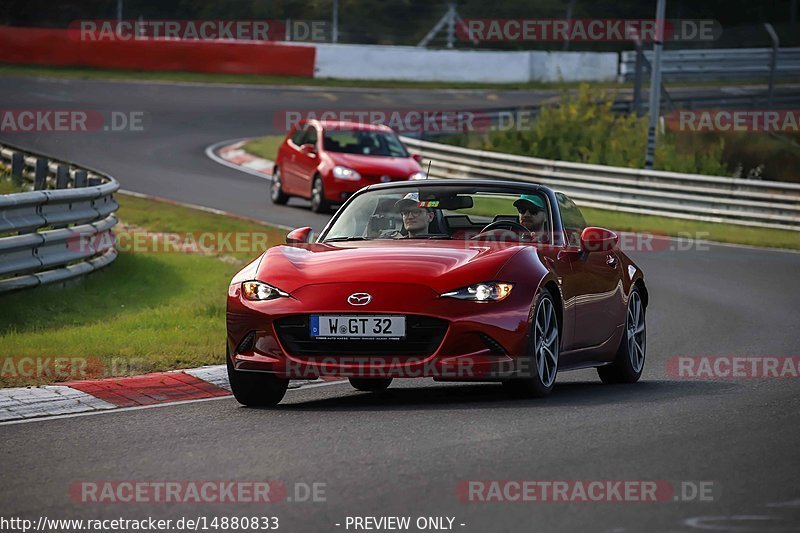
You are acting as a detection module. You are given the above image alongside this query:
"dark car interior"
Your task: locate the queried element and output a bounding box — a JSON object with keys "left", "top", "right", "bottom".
{"left": 364, "top": 191, "right": 551, "bottom": 241}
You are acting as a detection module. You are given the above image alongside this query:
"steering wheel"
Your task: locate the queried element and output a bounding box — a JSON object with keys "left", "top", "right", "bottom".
{"left": 478, "top": 220, "right": 531, "bottom": 234}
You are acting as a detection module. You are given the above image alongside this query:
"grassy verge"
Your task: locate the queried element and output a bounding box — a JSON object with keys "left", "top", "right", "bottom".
{"left": 580, "top": 207, "right": 799, "bottom": 250}
{"left": 0, "top": 193, "right": 288, "bottom": 388}
{"left": 242, "top": 135, "right": 284, "bottom": 162}
{"left": 3, "top": 64, "right": 798, "bottom": 91}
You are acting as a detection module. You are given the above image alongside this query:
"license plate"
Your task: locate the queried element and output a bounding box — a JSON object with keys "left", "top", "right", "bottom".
{"left": 310, "top": 315, "right": 406, "bottom": 339}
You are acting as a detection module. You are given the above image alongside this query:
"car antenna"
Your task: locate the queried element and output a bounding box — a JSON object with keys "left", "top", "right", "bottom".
{"left": 425, "top": 159, "right": 432, "bottom": 179}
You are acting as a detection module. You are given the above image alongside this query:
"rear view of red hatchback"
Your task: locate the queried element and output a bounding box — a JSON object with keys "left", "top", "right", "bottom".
{"left": 271, "top": 120, "right": 425, "bottom": 212}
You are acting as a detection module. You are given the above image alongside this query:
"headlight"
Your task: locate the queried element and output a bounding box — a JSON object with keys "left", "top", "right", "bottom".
{"left": 441, "top": 282, "right": 514, "bottom": 302}
{"left": 241, "top": 281, "right": 290, "bottom": 301}
{"left": 408, "top": 172, "right": 427, "bottom": 180}
{"left": 332, "top": 166, "right": 361, "bottom": 181}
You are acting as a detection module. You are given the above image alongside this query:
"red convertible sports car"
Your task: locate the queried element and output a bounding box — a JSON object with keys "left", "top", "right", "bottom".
{"left": 270, "top": 119, "right": 425, "bottom": 213}
{"left": 227, "top": 180, "right": 648, "bottom": 406}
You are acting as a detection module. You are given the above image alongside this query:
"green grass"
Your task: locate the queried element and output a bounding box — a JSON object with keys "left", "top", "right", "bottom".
{"left": 0, "top": 192, "right": 289, "bottom": 387}
{"left": 242, "top": 135, "right": 284, "bottom": 162}
{"left": 0, "top": 173, "right": 24, "bottom": 194}
{"left": 580, "top": 207, "right": 799, "bottom": 250}
{"left": 3, "top": 63, "right": 798, "bottom": 91}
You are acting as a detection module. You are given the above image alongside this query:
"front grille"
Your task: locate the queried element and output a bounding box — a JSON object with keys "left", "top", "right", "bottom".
{"left": 274, "top": 315, "right": 448, "bottom": 357}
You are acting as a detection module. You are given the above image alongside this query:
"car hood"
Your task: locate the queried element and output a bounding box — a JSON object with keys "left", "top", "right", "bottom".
{"left": 326, "top": 152, "right": 420, "bottom": 176}
{"left": 255, "top": 240, "right": 524, "bottom": 294}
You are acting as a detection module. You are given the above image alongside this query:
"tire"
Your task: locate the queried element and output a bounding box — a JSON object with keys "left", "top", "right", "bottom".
{"left": 270, "top": 167, "right": 289, "bottom": 205}
{"left": 503, "top": 288, "right": 559, "bottom": 398}
{"left": 598, "top": 287, "right": 646, "bottom": 384}
{"left": 349, "top": 377, "right": 393, "bottom": 392}
{"left": 226, "top": 350, "right": 288, "bottom": 406}
{"left": 310, "top": 176, "right": 330, "bottom": 213}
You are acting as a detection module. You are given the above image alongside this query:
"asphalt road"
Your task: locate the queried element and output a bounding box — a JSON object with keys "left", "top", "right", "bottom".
{"left": 2, "top": 76, "right": 800, "bottom": 532}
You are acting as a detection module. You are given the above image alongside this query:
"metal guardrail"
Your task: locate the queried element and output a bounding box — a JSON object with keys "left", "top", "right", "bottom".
{"left": 0, "top": 141, "right": 119, "bottom": 293}
{"left": 620, "top": 47, "right": 800, "bottom": 82}
{"left": 400, "top": 136, "right": 800, "bottom": 232}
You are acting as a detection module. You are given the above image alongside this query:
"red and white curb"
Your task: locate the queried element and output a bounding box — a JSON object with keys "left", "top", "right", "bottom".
{"left": 205, "top": 138, "right": 275, "bottom": 179}
{"left": 0, "top": 365, "right": 340, "bottom": 423}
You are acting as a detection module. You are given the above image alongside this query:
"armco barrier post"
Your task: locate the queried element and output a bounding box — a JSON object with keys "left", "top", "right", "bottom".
{"left": 56, "top": 164, "right": 70, "bottom": 189}
{"left": 74, "top": 170, "right": 87, "bottom": 188}
{"left": 11, "top": 152, "right": 24, "bottom": 186}
{"left": 764, "top": 23, "right": 779, "bottom": 107}
{"left": 34, "top": 158, "right": 48, "bottom": 190}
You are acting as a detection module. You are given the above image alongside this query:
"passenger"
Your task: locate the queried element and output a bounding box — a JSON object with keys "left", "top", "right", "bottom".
{"left": 513, "top": 194, "right": 547, "bottom": 234}
{"left": 508, "top": 194, "right": 550, "bottom": 243}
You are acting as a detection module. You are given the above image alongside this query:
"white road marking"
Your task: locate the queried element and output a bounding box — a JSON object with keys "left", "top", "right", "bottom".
{"left": 683, "top": 515, "right": 785, "bottom": 531}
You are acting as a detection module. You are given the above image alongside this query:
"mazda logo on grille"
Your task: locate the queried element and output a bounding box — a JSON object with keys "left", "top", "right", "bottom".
{"left": 347, "top": 293, "right": 372, "bottom": 306}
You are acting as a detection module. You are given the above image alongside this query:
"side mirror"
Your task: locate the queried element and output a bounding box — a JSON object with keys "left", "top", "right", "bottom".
{"left": 286, "top": 227, "right": 312, "bottom": 244}
{"left": 580, "top": 227, "right": 618, "bottom": 252}
{"left": 299, "top": 143, "right": 317, "bottom": 155}
{"left": 412, "top": 153, "right": 423, "bottom": 163}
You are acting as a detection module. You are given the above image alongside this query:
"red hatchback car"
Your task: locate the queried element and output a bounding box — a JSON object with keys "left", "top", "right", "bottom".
{"left": 271, "top": 120, "right": 425, "bottom": 213}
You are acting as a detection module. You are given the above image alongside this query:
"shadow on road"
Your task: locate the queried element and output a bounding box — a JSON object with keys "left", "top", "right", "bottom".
{"left": 268, "top": 379, "right": 737, "bottom": 412}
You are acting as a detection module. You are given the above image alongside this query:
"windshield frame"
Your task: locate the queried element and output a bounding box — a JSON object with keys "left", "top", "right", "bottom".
{"left": 315, "top": 180, "right": 566, "bottom": 247}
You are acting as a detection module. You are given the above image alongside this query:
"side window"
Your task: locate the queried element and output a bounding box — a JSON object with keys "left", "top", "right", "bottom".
{"left": 301, "top": 126, "right": 318, "bottom": 147}
{"left": 556, "top": 192, "right": 587, "bottom": 247}
{"left": 289, "top": 126, "right": 305, "bottom": 146}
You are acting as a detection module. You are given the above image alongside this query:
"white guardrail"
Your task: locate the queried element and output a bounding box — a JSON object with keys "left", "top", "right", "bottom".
{"left": 0, "top": 142, "right": 119, "bottom": 293}
{"left": 620, "top": 48, "right": 800, "bottom": 82}
{"left": 400, "top": 137, "right": 800, "bottom": 232}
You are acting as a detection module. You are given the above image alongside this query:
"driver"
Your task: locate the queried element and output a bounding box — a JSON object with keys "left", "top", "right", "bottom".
{"left": 513, "top": 194, "right": 547, "bottom": 233}
{"left": 395, "top": 192, "right": 435, "bottom": 237}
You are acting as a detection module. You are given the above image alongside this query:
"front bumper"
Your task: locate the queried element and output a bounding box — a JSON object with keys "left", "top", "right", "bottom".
{"left": 227, "top": 281, "right": 533, "bottom": 380}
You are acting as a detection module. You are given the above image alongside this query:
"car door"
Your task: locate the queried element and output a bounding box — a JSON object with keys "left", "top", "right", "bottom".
{"left": 556, "top": 193, "right": 625, "bottom": 354}
{"left": 294, "top": 124, "right": 320, "bottom": 198}
{"left": 280, "top": 125, "right": 307, "bottom": 195}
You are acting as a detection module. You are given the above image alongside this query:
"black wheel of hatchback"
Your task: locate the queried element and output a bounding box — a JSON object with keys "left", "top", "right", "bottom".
{"left": 270, "top": 167, "right": 289, "bottom": 205}
{"left": 310, "top": 176, "right": 330, "bottom": 213}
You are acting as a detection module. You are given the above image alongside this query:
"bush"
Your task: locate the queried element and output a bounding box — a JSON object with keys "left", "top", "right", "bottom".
{"left": 451, "top": 84, "right": 730, "bottom": 176}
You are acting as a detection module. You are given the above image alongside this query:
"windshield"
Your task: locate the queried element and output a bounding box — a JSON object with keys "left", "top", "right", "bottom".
{"left": 321, "top": 185, "right": 553, "bottom": 242}
{"left": 322, "top": 129, "right": 410, "bottom": 157}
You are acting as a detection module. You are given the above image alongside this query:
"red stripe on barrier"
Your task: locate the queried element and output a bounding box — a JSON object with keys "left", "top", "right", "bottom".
{"left": 65, "top": 372, "right": 230, "bottom": 407}
{"left": 0, "top": 27, "right": 315, "bottom": 77}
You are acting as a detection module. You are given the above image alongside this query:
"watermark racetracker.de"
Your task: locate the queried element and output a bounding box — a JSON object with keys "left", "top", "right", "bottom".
{"left": 457, "top": 480, "right": 719, "bottom": 503}
{"left": 0, "top": 356, "right": 152, "bottom": 381}
{"left": 456, "top": 18, "right": 721, "bottom": 43}
{"left": 667, "top": 356, "right": 800, "bottom": 379}
{"left": 666, "top": 109, "right": 800, "bottom": 133}
{"left": 69, "top": 230, "right": 272, "bottom": 255}
{"left": 69, "top": 480, "right": 326, "bottom": 504}
{"left": 0, "top": 110, "right": 147, "bottom": 133}
{"left": 69, "top": 20, "right": 329, "bottom": 42}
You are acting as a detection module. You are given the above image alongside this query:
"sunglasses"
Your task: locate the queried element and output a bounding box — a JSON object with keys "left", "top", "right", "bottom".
{"left": 517, "top": 206, "right": 542, "bottom": 215}
{"left": 401, "top": 209, "right": 426, "bottom": 217}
